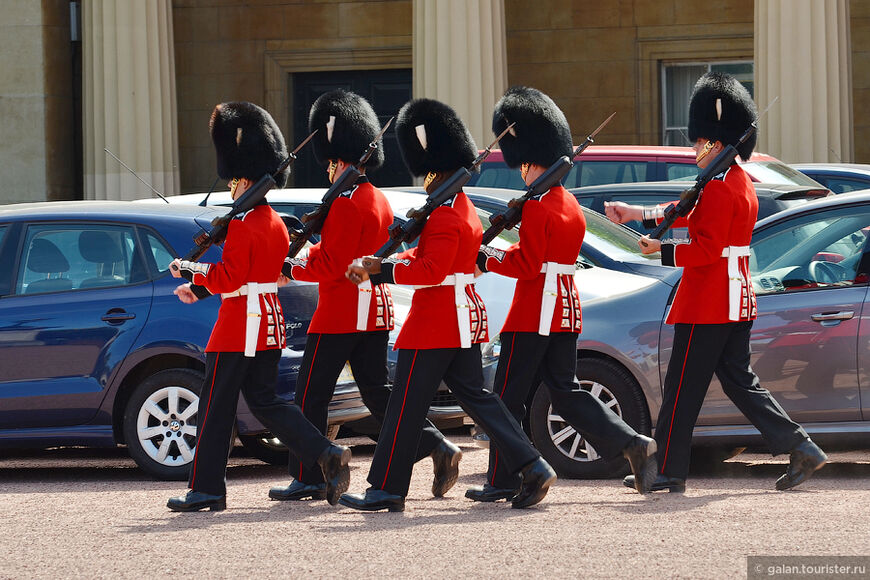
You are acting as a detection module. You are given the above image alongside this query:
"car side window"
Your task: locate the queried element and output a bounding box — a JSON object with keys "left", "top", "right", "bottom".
{"left": 666, "top": 163, "right": 698, "bottom": 181}
{"left": 575, "top": 161, "right": 650, "bottom": 187}
{"left": 143, "top": 230, "right": 175, "bottom": 275}
{"left": 750, "top": 206, "right": 870, "bottom": 295}
{"left": 818, "top": 177, "right": 870, "bottom": 195}
{"left": 15, "top": 224, "right": 142, "bottom": 295}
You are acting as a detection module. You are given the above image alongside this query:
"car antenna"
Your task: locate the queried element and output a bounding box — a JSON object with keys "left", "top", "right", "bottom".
{"left": 104, "top": 148, "right": 170, "bottom": 204}
{"left": 198, "top": 177, "right": 222, "bottom": 207}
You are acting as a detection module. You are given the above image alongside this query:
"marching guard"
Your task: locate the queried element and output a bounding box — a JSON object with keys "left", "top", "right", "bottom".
{"left": 468, "top": 86, "right": 658, "bottom": 500}
{"left": 270, "top": 89, "right": 462, "bottom": 502}
{"left": 340, "top": 98, "right": 556, "bottom": 512}
{"left": 166, "top": 102, "right": 350, "bottom": 511}
{"left": 606, "top": 72, "right": 827, "bottom": 492}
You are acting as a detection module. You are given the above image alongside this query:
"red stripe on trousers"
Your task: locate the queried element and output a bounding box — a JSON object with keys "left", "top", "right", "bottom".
{"left": 660, "top": 324, "right": 694, "bottom": 474}
{"left": 298, "top": 335, "right": 322, "bottom": 478}
{"left": 490, "top": 333, "right": 518, "bottom": 486}
{"left": 191, "top": 352, "right": 220, "bottom": 488}
{"left": 381, "top": 350, "right": 418, "bottom": 489}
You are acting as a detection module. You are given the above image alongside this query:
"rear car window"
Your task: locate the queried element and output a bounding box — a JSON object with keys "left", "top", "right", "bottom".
{"left": 15, "top": 224, "right": 146, "bottom": 295}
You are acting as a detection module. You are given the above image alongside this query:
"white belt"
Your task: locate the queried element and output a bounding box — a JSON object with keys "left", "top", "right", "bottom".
{"left": 221, "top": 282, "right": 279, "bottom": 357}
{"left": 539, "top": 262, "right": 576, "bottom": 336}
{"left": 721, "top": 246, "right": 751, "bottom": 321}
{"left": 415, "top": 273, "right": 476, "bottom": 348}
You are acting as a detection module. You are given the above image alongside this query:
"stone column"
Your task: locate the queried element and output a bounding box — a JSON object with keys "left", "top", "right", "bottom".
{"left": 755, "top": 0, "right": 853, "bottom": 163}
{"left": 413, "top": 0, "right": 508, "bottom": 148}
{"left": 83, "top": 0, "right": 179, "bottom": 200}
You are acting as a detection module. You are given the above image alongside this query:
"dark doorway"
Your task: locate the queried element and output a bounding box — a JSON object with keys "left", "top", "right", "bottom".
{"left": 291, "top": 69, "right": 412, "bottom": 188}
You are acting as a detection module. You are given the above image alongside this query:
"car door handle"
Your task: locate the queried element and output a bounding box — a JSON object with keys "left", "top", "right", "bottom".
{"left": 102, "top": 309, "right": 136, "bottom": 324}
{"left": 811, "top": 311, "right": 854, "bottom": 322}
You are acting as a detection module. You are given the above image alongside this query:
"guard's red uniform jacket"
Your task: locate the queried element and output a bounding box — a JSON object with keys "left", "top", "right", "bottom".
{"left": 478, "top": 185, "right": 583, "bottom": 335}
{"left": 373, "top": 191, "right": 488, "bottom": 350}
{"left": 284, "top": 178, "right": 394, "bottom": 334}
{"left": 180, "top": 203, "right": 287, "bottom": 353}
{"left": 648, "top": 164, "right": 758, "bottom": 325}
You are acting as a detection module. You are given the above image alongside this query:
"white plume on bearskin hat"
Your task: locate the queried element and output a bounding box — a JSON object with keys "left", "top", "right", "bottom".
{"left": 308, "top": 89, "right": 385, "bottom": 170}
{"left": 492, "top": 86, "right": 573, "bottom": 169}
{"left": 688, "top": 72, "right": 758, "bottom": 161}
{"left": 209, "top": 101, "right": 290, "bottom": 187}
{"left": 395, "top": 98, "right": 477, "bottom": 177}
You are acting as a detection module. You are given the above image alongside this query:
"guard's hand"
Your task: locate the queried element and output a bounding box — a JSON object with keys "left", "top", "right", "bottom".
{"left": 604, "top": 201, "right": 642, "bottom": 224}
{"left": 361, "top": 256, "right": 382, "bottom": 275}
{"left": 346, "top": 261, "right": 369, "bottom": 285}
{"left": 174, "top": 283, "right": 198, "bottom": 304}
{"left": 474, "top": 265, "right": 484, "bottom": 278}
{"left": 169, "top": 258, "right": 183, "bottom": 278}
{"left": 638, "top": 235, "right": 661, "bottom": 254}
{"left": 277, "top": 275, "right": 291, "bottom": 287}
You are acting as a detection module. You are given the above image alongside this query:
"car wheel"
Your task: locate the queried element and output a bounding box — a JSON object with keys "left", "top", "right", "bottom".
{"left": 528, "top": 357, "right": 649, "bottom": 479}
{"left": 238, "top": 424, "right": 341, "bottom": 466}
{"left": 122, "top": 368, "right": 203, "bottom": 481}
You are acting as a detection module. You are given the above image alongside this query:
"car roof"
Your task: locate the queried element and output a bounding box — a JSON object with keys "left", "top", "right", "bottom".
{"left": 156, "top": 187, "right": 431, "bottom": 216}
{"left": 790, "top": 163, "right": 870, "bottom": 175}
{"left": 569, "top": 180, "right": 829, "bottom": 200}
{"left": 0, "top": 199, "right": 223, "bottom": 222}
{"left": 482, "top": 145, "right": 777, "bottom": 163}
{"left": 754, "top": 189, "right": 870, "bottom": 228}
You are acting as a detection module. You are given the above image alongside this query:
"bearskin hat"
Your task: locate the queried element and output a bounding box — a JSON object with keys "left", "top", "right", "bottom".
{"left": 492, "top": 86, "right": 573, "bottom": 169}
{"left": 688, "top": 72, "right": 758, "bottom": 161}
{"left": 395, "top": 98, "right": 478, "bottom": 177}
{"left": 308, "top": 89, "right": 384, "bottom": 170}
{"left": 209, "top": 102, "right": 289, "bottom": 188}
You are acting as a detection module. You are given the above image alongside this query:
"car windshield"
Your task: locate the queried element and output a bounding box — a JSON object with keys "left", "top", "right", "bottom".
{"left": 582, "top": 208, "right": 660, "bottom": 262}
{"left": 741, "top": 161, "right": 825, "bottom": 188}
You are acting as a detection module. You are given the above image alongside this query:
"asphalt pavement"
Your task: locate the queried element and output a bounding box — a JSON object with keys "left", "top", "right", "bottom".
{"left": 1, "top": 435, "right": 868, "bottom": 579}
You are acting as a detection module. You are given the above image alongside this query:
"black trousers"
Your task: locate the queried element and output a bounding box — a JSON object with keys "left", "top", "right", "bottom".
{"left": 487, "top": 331, "right": 637, "bottom": 489}
{"left": 189, "top": 350, "right": 331, "bottom": 496}
{"left": 367, "top": 344, "right": 540, "bottom": 497}
{"left": 289, "top": 331, "right": 444, "bottom": 484}
{"left": 656, "top": 322, "right": 808, "bottom": 480}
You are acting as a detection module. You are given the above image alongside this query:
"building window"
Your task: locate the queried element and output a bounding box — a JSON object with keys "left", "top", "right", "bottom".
{"left": 662, "top": 62, "right": 754, "bottom": 146}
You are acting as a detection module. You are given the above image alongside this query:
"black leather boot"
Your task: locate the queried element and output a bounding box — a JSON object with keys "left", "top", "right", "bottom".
{"left": 465, "top": 483, "right": 518, "bottom": 503}
{"left": 317, "top": 444, "right": 351, "bottom": 506}
{"left": 431, "top": 439, "right": 462, "bottom": 497}
{"left": 775, "top": 439, "right": 827, "bottom": 491}
{"left": 268, "top": 480, "right": 327, "bottom": 501}
{"left": 622, "top": 435, "right": 658, "bottom": 494}
{"left": 623, "top": 473, "right": 686, "bottom": 493}
{"left": 338, "top": 488, "right": 405, "bottom": 512}
{"left": 511, "top": 457, "right": 556, "bottom": 509}
{"left": 167, "top": 490, "right": 226, "bottom": 512}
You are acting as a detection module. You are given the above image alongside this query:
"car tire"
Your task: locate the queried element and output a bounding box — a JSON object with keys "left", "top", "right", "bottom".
{"left": 122, "top": 368, "right": 203, "bottom": 481}
{"left": 238, "top": 423, "right": 341, "bottom": 466}
{"left": 528, "top": 357, "right": 649, "bottom": 479}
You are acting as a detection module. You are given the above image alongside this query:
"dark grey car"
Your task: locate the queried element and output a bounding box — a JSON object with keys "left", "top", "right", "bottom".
{"left": 534, "top": 191, "right": 870, "bottom": 478}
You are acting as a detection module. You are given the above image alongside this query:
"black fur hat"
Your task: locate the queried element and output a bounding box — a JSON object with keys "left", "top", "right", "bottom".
{"left": 492, "top": 86, "right": 573, "bottom": 168}
{"left": 308, "top": 89, "right": 384, "bottom": 170}
{"left": 395, "top": 98, "right": 477, "bottom": 177}
{"left": 688, "top": 72, "right": 758, "bottom": 161}
{"left": 209, "top": 102, "right": 289, "bottom": 188}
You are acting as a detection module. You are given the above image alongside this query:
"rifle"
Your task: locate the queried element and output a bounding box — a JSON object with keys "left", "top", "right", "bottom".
{"left": 647, "top": 126, "right": 755, "bottom": 241}
{"left": 371, "top": 123, "right": 515, "bottom": 259}
{"left": 646, "top": 97, "right": 777, "bottom": 242}
{"left": 286, "top": 119, "right": 393, "bottom": 259}
{"left": 481, "top": 112, "right": 616, "bottom": 245}
{"left": 173, "top": 130, "right": 317, "bottom": 265}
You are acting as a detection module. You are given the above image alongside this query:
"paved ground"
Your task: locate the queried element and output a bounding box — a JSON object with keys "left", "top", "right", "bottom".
{"left": 1, "top": 435, "right": 868, "bottom": 579}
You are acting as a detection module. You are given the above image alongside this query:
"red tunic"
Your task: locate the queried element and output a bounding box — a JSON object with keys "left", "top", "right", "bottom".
{"left": 480, "top": 185, "right": 583, "bottom": 334}
{"left": 379, "top": 191, "right": 489, "bottom": 350}
{"left": 189, "top": 204, "right": 288, "bottom": 353}
{"left": 285, "top": 180, "right": 395, "bottom": 334}
{"left": 659, "top": 164, "right": 758, "bottom": 324}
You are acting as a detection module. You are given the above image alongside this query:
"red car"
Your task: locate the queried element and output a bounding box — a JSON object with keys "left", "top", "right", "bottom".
{"left": 466, "top": 145, "right": 829, "bottom": 193}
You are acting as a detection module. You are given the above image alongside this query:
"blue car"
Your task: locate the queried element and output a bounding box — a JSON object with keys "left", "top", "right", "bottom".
{"left": 0, "top": 201, "right": 369, "bottom": 480}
